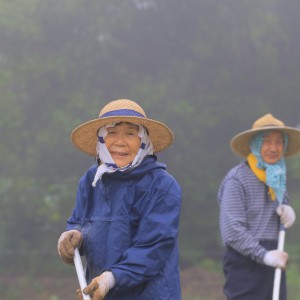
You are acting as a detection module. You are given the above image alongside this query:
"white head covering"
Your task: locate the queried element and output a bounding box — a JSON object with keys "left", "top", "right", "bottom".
{"left": 92, "top": 123, "right": 153, "bottom": 187}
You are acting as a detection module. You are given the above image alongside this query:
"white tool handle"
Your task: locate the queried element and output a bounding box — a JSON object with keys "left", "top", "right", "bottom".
{"left": 272, "top": 229, "right": 285, "bottom": 300}
{"left": 74, "top": 247, "right": 91, "bottom": 300}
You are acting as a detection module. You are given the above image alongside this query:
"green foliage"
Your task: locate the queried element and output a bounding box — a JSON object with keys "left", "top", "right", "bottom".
{"left": 286, "top": 264, "right": 300, "bottom": 298}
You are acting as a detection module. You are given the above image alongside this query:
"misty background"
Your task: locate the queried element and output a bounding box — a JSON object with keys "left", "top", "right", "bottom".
{"left": 1, "top": 0, "right": 300, "bottom": 299}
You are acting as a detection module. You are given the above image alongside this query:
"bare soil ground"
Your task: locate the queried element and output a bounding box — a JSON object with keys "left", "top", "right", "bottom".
{"left": 181, "top": 266, "right": 225, "bottom": 300}
{"left": 0, "top": 266, "right": 225, "bottom": 300}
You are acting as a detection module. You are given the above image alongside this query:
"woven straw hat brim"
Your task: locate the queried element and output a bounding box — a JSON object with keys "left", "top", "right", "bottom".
{"left": 230, "top": 126, "right": 300, "bottom": 158}
{"left": 71, "top": 116, "right": 174, "bottom": 156}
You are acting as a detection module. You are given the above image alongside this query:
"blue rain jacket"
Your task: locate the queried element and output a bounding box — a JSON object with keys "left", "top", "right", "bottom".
{"left": 66, "top": 155, "right": 182, "bottom": 300}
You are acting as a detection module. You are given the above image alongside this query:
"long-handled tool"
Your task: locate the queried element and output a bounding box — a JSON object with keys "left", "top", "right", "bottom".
{"left": 272, "top": 224, "right": 285, "bottom": 300}
{"left": 74, "top": 247, "right": 91, "bottom": 300}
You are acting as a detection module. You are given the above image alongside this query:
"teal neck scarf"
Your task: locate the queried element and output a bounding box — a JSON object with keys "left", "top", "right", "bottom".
{"left": 250, "top": 131, "right": 288, "bottom": 203}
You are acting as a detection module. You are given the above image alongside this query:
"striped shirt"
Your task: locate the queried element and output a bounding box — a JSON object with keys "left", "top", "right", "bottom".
{"left": 218, "top": 161, "right": 289, "bottom": 264}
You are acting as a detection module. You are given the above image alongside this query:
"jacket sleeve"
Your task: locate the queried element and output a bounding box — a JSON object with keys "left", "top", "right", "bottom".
{"left": 109, "top": 174, "right": 182, "bottom": 290}
{"left": 218, "top": 176, "right": 268, "bottom": 263}
{"left": 66, "top": 166, "right": 95, "bottom": 231}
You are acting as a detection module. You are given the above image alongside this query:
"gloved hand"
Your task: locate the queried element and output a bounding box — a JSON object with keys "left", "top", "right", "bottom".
{"left": 276, "top": 204, "right": 296, "bottom": 228}
{"left": 57, "top": 230, "right": 82, "bottom": 264}
{"left": 77, "top": 271, "right": 116, "bottom": 300}
{"left": 263, "top": 250, "right": 288, "bottom": 269}
{"left": 76, "top": 289, "right": 83, "bottom": 300}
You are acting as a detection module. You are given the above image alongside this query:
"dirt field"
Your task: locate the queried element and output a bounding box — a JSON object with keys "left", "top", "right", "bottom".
{"left": 1, "top": 266, "right": 225, "bottom": 300}
{"left": 181, "top": 266, "right": 225, "bottom": 300}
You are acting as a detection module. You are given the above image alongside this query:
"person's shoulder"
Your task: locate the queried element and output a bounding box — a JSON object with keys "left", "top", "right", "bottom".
{"left": 138, "top": 160, "right": 182, "bottom": 193}
{"left": 226, "top": 161, "right": 249, "bottom": 177}
{"left": 86, "top": 163, "right": 98, "bottom": 174}
{"left": 148, "top": 160, "right": 178, "bottom": 181}
{"left": 153, "top": 168, "right": 182, "bottom": 196}
{"left": 221, "top": 161, "right": 253, "bottom": 186}
{"left": 218, "top": 161, "right": 250, "bottom": 198}
{"left": 79, "top": 164, "right": 98, "bottom": 183}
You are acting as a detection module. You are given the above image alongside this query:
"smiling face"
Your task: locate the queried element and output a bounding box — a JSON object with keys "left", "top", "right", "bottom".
{"left": 260, "top": 130, "right": 284, "bottom": 164}
{"left": 105, "top": 122, "right": 141, "bottom": 167}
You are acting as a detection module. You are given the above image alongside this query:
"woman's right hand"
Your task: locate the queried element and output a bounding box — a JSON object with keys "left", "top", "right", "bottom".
{"left": 57, "top": 230, "right": 83, "bottom": 264}
{"left": 76, "top": 288, "right": 84, "bottom": 300}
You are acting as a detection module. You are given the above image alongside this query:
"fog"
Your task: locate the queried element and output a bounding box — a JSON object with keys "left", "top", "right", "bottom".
{"left": 1, "top": 1, "right": 300, "bottom": 299}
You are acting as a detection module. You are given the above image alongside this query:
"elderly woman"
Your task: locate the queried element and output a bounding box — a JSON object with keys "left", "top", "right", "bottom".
{"left": 57, "top": 99, "right": 182, "bottom": 300}
{"left": 218, "top": 114, "right": 300, "bottom": 300}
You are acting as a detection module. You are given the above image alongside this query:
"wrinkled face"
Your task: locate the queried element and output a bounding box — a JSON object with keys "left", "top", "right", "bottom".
{"left": 260, "top": 130, "right": 284, "bottom": 164}
{"left": 105, "top": 122, "right": 141, "bottom": 167}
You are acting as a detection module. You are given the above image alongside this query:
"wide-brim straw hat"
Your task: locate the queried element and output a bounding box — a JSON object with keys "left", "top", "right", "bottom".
{"left": 71, "top": 99, "right": 174, "bottom": 156}
{"left": 230, "top": 113, "right": 300, "bottom": 158}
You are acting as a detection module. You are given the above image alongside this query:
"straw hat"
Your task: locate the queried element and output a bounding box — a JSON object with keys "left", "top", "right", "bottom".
{"left": 230, "top": 113, "right": 300, "bottom": 158}
{"left": 71, "top": 99, "right": 174, "bottom": 156}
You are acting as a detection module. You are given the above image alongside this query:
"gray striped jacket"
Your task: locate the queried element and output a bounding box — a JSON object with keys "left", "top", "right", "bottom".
{"left": 218, "top": 161, "right": 289, "bottom": 264}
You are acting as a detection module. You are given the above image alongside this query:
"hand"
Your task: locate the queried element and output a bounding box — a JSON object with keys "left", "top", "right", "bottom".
{"left": 57, "top": 230, "right": 82, "bottom": 264}
{"left": 76, "top": 288, "right": 83, "bottom": 300}
{"left": 276, "top": 204, "right": 296, "bottom": 228}
{"left": 263, "top": 250, "right": 288, "bottom": 269}
{"left": 82, "top": 271, "right": 116, "bottom": 300}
